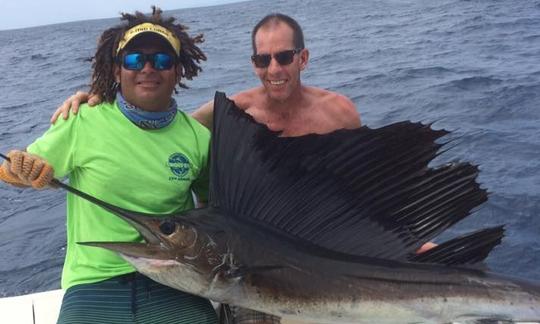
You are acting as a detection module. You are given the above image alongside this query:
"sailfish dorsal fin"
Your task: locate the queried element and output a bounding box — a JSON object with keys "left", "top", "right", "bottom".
{"left": 210, "top": 92, "right": 493, "bottom": 262}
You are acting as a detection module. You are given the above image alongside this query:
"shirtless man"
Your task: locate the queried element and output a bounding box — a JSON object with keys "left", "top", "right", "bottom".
{"left": 192, "top": 13, "right": 360, "bottom": 135}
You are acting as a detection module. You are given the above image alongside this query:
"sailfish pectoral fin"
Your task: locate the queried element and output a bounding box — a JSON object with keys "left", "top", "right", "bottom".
{"left": 218, "top": 304, "right": 233, "bottom": 324}
{"left": 224, "top": 265, "right": 285, "bottom": 279}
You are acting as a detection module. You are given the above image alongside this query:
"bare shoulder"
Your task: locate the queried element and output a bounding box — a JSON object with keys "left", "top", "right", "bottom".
{"left": 229, "top": 87, "right": 262, "bottom": 110}
{"left": 309, "top": 87, "right": 361, "bottom": 128}
{"left": 327, "top": 91, "right": 357, "bottom": 114}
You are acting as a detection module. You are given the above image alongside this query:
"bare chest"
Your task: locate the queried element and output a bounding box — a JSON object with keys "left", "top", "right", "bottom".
{"left": 246, "top": 107, "right": 338, "bottom": 136}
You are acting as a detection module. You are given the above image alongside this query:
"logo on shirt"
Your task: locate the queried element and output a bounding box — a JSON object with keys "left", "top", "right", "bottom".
{"left": 168, "top": 153, "right": 191, "bottom": 181}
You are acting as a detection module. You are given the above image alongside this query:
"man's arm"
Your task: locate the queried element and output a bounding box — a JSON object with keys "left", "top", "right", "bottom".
{"left": 191, "top": 90, "right": 255, "bottom": 130}
{"left": 333, "top": 93, "right": 361, "bottom": 129}
{"left": 191, "top": 100, "right": 214, "bottom": 130}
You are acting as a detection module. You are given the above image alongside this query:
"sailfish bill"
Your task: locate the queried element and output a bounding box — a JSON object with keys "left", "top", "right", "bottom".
{"left": 27, "top": 91, "right": 540, "bottom": 322}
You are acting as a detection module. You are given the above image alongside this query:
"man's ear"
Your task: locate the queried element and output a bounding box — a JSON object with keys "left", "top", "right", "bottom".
{"left": 299, "top": 48, "right": 309, "bottom": 71}
{"left": 175, "top": 64, "right": 182, "bottom": 83}
{"left": 114, "top": 65, "right": 121, "bottom": 84}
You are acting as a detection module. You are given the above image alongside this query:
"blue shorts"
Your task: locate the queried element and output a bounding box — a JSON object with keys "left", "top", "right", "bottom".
{"left": 56, "top": 272, "right": 218, "bottom": 324}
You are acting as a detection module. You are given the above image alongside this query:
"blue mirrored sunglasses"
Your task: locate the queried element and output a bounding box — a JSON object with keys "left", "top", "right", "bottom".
{"left": 120, "top": 52, "right": 175, "bottom": 71}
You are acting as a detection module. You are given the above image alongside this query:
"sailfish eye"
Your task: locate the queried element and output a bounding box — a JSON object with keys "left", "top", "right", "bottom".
{"left": 159, "top": 221, "right": 177, "bottom": 235}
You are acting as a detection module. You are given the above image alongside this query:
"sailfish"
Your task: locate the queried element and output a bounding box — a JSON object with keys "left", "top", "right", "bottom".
{"left": 4, "top": 92, "right": 539, "bottom": 323}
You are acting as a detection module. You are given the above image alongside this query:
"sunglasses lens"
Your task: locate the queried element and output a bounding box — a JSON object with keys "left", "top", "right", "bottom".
{"left": 275, "top": 50, "right": 296, "bottom": 65}
{"left": 153, "top": 53, "right": 174, "bottom": 70}
{"left": 123, "top": 53, "right": 145, "bottom": 70}
{"left": 252, "top": 49, "right": 300, "bottom": 68}
{"left": 122, "top": 52, "right": 174, "bottom": 71}
{"left": 252, "top": 54, "right": 271, "bottom": 68}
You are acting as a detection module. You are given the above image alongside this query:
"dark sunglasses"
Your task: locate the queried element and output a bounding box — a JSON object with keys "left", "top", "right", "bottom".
{"left": 120, "top": 52, "right": 175, "bottom": 71}
{"left": 251, "top": 48, "right": 303, "bottom": 68}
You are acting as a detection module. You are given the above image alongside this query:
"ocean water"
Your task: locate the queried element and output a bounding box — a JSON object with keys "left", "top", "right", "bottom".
{"left": 0, "top": 0, "right": 539, "bottom": 297}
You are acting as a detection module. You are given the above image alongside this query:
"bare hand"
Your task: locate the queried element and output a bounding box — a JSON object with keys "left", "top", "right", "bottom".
{"left": 50, "top": 91, "right": 102, "bottom": 124}
{"left": 416, "top": 242, "right": 438, "bottom": 254}
{"left": 1, "top": 150, "right": 55, "bottom": 189}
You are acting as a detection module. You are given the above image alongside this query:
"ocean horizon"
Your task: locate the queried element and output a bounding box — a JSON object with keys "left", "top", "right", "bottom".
{"left": 1, "top": 0, "right": 539, "bottom": 297}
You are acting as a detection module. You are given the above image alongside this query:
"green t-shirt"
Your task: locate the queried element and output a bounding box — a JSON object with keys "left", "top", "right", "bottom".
{"left": 27, "top": 101, "right": 210, "bottom": 289}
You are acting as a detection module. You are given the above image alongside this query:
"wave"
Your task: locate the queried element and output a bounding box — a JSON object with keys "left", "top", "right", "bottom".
{"left": 441, "top": 76, "right": 503, "bottom": 90}
{"left": 396, "top": 66, "right": 454, "bottom": 78}
{"left": 30, "top": 54, "right": 47, "bottom": 60}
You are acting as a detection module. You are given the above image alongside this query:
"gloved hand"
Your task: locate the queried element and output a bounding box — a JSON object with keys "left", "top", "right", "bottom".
{"left": 0, "top": 150, "right": 55, "bottom": 189}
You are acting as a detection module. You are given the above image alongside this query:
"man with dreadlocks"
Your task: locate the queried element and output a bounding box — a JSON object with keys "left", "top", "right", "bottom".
{"left": 0, "top": 7, "right": 218, "bottom": 324}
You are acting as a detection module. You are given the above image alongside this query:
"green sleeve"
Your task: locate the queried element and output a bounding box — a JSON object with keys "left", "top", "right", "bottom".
{"left": 26, "top": 113, "right": 79, "bottom": 179}
{"left": 191, "top": 155, "right": 209, "bottom": 204}
{"left": 189, "top": 118, "right": 211, "bottom": 204}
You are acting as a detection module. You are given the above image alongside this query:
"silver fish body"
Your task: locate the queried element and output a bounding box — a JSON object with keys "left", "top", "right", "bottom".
{"left": 87, "top": 209, "right": 540, "bottom": 324}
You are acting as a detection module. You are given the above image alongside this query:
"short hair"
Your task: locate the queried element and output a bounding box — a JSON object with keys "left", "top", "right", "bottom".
{"left": 90, "top": 6, "right": 206, "bottom": 102}
{"left": 251, "top": 13, "right": 305, "bottom": 54}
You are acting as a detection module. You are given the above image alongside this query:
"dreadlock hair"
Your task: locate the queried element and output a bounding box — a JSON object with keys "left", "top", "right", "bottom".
{"left": 90, "top": 6, "right": 206, "bottom": 103}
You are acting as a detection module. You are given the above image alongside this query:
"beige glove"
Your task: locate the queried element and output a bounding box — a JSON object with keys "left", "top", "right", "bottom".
{"left": 0, "top": 150, "right": 55, "bottom": 189}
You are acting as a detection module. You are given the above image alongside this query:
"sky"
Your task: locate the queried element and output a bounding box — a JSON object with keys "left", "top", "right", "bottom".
{"left": 0, "top": 0, "right": 246, "bottom": 31}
